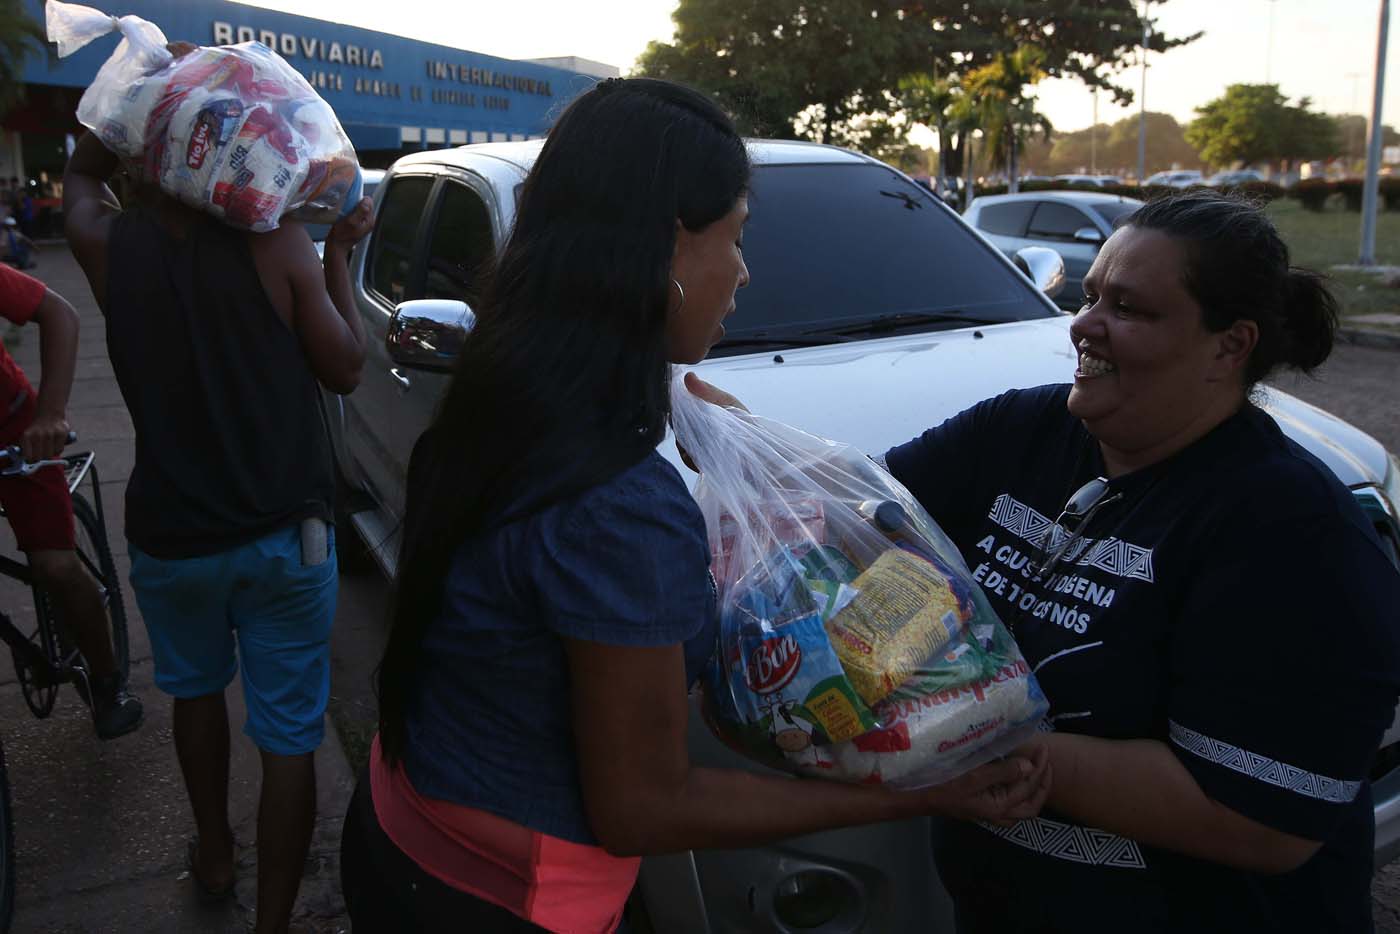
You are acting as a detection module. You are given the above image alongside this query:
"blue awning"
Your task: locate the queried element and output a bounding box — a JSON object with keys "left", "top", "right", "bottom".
{"left": 342, "top": 123, "right": 402, "bottom": 151}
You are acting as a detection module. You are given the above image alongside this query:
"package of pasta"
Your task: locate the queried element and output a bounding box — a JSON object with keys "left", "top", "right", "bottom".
{"left": 670, "top": 371, "right": 1048, "bottom": 788}
{"left": 47, "top": 0, "right": 363, "bottom": 232}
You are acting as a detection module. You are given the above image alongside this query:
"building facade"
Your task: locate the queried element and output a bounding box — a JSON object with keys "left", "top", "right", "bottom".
{"left": 3, "top": 0, "right": 612, "bottom": 189}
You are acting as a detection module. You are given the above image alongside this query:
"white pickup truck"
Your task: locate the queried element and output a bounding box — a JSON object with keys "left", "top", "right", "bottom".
{"left": 324, "top": 138, "right": 1400, "bottom": 934}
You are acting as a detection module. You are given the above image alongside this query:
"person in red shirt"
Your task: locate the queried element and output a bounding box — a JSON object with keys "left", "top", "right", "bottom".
{"left": 0, "top": 263, "right": 142, "bottom": 739}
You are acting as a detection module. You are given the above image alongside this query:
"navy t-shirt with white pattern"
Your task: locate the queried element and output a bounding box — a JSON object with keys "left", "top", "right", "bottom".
{"left": 885, "top": 383, "right": 1400, "bottom": 933}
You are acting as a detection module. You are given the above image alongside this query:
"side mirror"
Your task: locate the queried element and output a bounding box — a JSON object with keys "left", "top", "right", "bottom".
{"left": 386, "top": 299, "right": 475, "bottom": 372}
{"left": 1072, "top": 226, "right": 1104, "bottom": 244}
{"left": 1013, "top": 246, "right": 1066, "bottom": 300}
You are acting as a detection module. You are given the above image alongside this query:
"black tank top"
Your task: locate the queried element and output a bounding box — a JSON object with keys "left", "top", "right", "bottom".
{"left": 105, "top": 207, "right": 334, "bottom": 558}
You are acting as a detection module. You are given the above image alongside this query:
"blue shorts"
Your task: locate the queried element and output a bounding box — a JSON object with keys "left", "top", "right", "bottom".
{"left": 129, "top": 523, "right": 338, "bottom": 756}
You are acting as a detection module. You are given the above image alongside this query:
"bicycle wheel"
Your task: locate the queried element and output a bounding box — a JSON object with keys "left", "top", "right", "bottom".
{"left": 71, "top": 492, "right": 129, "bottom": 682}
{"left": 0, "top": 740, "right": 14, "bottom": 934}
{"left": 14, "top": 587, "right": 60, "bottom": 718}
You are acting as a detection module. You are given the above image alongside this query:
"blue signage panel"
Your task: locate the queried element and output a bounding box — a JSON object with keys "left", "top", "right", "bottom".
{"left": 20, "top": 0, "right": 597, "bottom": 147}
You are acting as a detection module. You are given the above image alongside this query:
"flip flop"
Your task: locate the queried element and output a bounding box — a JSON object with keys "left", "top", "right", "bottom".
{"left": 186, "top": 837, "right": 236, "bottom": 904}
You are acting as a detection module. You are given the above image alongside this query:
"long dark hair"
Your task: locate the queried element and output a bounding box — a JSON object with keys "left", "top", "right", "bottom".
{"left": 1127, "top": 191, "right": 1339, "bottom": 386}
{"left": 376, "top": 78, "right": 750, "bottom": 764}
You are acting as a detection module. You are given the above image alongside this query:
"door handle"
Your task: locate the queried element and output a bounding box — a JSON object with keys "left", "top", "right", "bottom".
{"left": 390, "top": 367, "right": 411, "bottom": 391}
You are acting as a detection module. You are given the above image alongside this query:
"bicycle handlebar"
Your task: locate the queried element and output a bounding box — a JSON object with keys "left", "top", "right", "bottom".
{"left": 0, "top": 430, "right": 79, "bottom": 477}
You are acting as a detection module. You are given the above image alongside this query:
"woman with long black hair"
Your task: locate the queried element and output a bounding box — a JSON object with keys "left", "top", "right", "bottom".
{"left": 338, "top": 77, "right": 1049, "bottom": 934}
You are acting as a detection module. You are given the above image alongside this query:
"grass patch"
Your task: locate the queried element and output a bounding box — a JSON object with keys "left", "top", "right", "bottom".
{"left": 1266, "top": 198, "right": 1400, "bottom": 325}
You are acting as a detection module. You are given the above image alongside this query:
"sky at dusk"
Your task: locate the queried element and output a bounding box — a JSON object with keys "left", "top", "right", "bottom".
{"left": 238, "top": 0, "right": 1399, "bottom": 133}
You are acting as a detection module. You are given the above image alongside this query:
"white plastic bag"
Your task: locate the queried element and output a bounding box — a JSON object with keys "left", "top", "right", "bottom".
{"left": 670, "top": 371, "right": 1048, "bottom": 788}
{"left": 47, "top": 0, "right": 362, "bottom": 232}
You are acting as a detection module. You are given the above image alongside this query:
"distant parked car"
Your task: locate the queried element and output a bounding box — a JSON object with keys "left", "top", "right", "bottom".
{"left": 1206, "top": 169, "right": 1266, "bottom": 187}
{"left": 964, "top": 190, "right": 1143, "bottom": 309}
{"left": 1053, "top": 173, "right": 1107, "bottom": 187}
{"left": 1143, "top": 169, "right": 1204, "bottom": 188}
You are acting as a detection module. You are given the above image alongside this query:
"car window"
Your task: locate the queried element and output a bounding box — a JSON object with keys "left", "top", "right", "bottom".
{"left": 1027, "top": 202, "right": 1092, "bottom": 240}
{"left": 367, "top": 175, "right": 434, "bottom": 304}
{"left": 1089, "top": 200, "right": 1140, "bottom": 228}
{"left": 717, "top": 163, "right": 1052, "bottom": 351}
{"left": 976, "top": 201, "right": 1034, "bottom": 236}
{"left": 423, "top": 180, "right": 494, "bottom": 305}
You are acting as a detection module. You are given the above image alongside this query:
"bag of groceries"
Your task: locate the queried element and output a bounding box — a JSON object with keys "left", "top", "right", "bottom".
{"left": 670, "top": 372, "right": 1048, "bottom": 788}
{"left": 46, "top": 0, "right": 362, "bottom": 232}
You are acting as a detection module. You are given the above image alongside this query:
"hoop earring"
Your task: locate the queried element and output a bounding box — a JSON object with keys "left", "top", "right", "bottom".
{"left": 671, "top": 278, "right": 686, "bottom": 313}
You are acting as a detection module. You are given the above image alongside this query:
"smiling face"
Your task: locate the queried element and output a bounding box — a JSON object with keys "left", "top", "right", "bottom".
{"left": 1069, "top": 225, "right": 1255, "bottom": 475}
{"left": 666, "top": 197, "right": 750, "bottom": 365}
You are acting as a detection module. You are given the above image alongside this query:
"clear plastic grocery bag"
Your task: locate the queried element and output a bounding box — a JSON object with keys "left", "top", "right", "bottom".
{"left": 670, "top": 372, "right": 1048, "bottom": 788}
{"left": 47, "top": 0, "right": 362, "bottom": 232}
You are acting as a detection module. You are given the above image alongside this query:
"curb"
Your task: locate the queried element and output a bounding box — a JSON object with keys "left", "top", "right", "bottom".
{"left": 1337, "top": 327, "right": 1400, "bottom": 352}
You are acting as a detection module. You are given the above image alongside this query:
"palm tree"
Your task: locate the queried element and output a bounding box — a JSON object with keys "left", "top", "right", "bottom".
{"left": 962, "top": 45, "right": 1053, "bottom": 193}
{"left": 0, "top": 0, "right": 46, "bottom": 117}
{"left": 899, "top": 70, "right": 976, "bottom": 202}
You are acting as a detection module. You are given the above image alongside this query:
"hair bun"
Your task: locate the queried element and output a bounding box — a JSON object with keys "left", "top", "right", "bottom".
{"left": 1279, "top": 269, "right": 1339, "bottom": 373}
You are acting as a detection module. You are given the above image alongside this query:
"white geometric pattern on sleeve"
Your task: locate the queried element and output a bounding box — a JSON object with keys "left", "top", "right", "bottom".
{"left": 1169, "top": 721, "right": 1363, "bottom": 804}
{"left": 978, "top": 816, "right": 1148, "bottom": 869}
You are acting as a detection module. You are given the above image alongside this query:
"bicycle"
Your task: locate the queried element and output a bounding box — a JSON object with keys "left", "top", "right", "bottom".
{"left": 0, "top": 434, "right": 130, "bottom": 933}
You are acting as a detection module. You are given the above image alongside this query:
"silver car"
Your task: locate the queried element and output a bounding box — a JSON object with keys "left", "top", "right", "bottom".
{"left": 964, "top": 191, "right": 1142, "bottom": 309}
{"left": 326, "top": 140, "right": 1400, "bottom": 933}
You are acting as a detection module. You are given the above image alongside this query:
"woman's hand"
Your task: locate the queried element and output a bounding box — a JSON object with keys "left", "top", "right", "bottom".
{"left": 677, "top": 372, "right": 749, "bottom": 472}
{"left": 925, "top": 742, "right": 1052, "bottom": 826}
{"left": 683, "top": 371, "right": 748, "bottom": 412}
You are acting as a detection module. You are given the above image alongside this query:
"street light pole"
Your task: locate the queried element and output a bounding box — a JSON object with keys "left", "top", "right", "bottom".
{"left": 1265, "top": 0, "right": 1278, "bottom": 84}
{"left": 1347, "top": 71, "right": 1363, "bottom": 165}
{"left": 1137, "top": 2, "right": 1150, "bottom": 183}
{"left": 1092, "top": 86, "right": 1099, "bottom": 174}
{"left": 1360, "top": 0, "right": 1390, "bottom": 266}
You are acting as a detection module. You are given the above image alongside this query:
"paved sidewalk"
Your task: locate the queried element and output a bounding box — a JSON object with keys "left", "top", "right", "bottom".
{"left": 0, "top": 247, "right": 354, "bottom": 933}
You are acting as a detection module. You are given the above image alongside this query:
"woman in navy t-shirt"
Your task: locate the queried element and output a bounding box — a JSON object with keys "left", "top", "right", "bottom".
{"left": 338, "top": 78, "right": 1050, "bottom": 934}
{"left": 877, "top": 193, "right": 1400, "bottom": 932}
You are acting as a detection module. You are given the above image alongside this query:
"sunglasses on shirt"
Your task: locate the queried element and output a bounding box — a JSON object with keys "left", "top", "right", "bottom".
{"left": 1027, "top": 476, "right": 1124, "bottom": 581}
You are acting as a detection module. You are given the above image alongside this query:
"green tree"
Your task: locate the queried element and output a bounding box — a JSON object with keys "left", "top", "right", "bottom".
{"left": 960, "top": 45, "right": 1052, "bottom": 190}
{"left": 637, "top": 0, "right": 931, "bottom": 142}
{"left": 1186, "top": 85, "right": 1338, "bottom": 168}
{"left": 897, "top": 70, "right": 970, "bottom": 182}
{"left": 1021, "top": 112, "right": 1202, "bottom": 177}
{"left": 0, "top": 0, "right": 45, "bottom": 117}
{"left": 637, "top": 0, "right": 1194, "bottom": 145}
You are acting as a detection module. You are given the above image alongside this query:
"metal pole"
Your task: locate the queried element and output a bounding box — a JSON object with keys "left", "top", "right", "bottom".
{"left": 1091, "top": 87, "right": 1099, "bottom": 174}
{"left": 1137, "top": 3, "right": 1150, "bottom": 183}
{"left": 1347, "top": 71, "right": 1363, "bottom": 166}
{"left": 1265, "top": 0, "right": 1277, "bottom": 84}
{"left": 1360, "top": 0, "right": 1390, "bottom": 266}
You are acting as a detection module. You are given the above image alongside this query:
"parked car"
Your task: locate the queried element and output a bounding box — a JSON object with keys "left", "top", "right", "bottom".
{"left": 1052, "top": 174, "right": 1121, "bottom": 188}
{"left": 326, "top": 138, "right": 1400, "bottom": 934}
{"left": 1143, "top": 169, "right": 1205, "bottom": 188}
{"left": 1206, "top": 169, "right": 1266, "bottom": 187}
{"left": 964, "top": 190, "right": 1143, "bottom": 309}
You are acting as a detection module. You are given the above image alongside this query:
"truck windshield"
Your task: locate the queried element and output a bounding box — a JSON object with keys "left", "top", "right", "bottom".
{"left": 715, "top": 162, "right": 1056, "bottom": 356}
